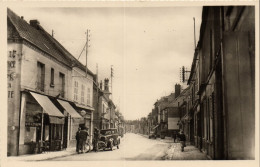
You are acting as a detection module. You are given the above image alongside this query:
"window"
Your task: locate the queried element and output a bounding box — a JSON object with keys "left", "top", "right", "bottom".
{"left": 51, "top": 124, "right": 62, "bottom": 140}
{"left": 87, "top": 87, "right": 91, "bottom": 105}
{"left": 24, "top": 127, "right": 37, "bottom": 143}
{"left": 37, "top": 62, "right": 45, "bottom": 92}
{"left": 50, "top": 68, "right": 54, "bottom": 87}
{"left": 59, "top": 73, "right": 65, "bottom": 97}
{"left": 81, "top": 85, "right": 85, "bottom": 103}
{"left": 209, "top": 29, "right": 214, "bottom": 70}
{"left": 74, "top": 81, "right": 78, "bottom": 101}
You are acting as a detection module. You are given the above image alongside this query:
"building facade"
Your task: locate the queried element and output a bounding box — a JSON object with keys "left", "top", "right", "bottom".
{"left": 195, "top": 6, "right": 255, "bottom": 159}
{"left": 7, "top": 8, "right": 95, "bottom": 156}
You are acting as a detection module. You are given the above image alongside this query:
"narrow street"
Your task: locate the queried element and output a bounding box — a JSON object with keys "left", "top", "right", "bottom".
{"left": 45, "top": 133, "right": 207, "bottom": 161}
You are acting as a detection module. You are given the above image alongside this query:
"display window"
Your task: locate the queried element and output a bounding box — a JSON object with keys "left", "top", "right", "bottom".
{"left": 71, "top": 124, "right": 79, "bottom": 139}
{"left": 24, "top": 127, "right": 36, "bottom": 143}
{"left": 51, "top": 124, "right": 62, "bottom": 140}
{"left": 44, "top": 125, "right": 49, "bottom": 141}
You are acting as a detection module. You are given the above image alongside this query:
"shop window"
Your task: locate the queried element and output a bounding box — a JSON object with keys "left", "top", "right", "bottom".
{"left": 71, "top": 124, "right": 78, "bottom": 140}
{"left": 51, "top": 124, "right": 62, "bottom": 140}
{"left": 44, "top": 125, "right": 49, "bottom": 141}
{"left": 24, "top": 127, "right": 37, "bottom": 143}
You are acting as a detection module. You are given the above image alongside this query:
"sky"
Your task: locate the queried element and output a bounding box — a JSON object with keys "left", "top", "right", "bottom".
{"left": 9, "top": 6, "right": 202, "bottom": 120}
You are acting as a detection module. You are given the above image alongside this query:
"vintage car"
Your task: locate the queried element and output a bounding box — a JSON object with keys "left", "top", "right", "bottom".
{"left": 98, "top": 128, "right": 120, "bottom": 151}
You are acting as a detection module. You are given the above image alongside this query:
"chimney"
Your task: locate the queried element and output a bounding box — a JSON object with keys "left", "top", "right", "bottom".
{"left": 104, "top": 78, "right": 109, "bottom": 92}
{"left": 100, "top": 80, "right": 103, "bottom": 90}
{"left": 164, "top": 98, "right": 168, "bottom": 102}
{"left": 30, "top": 20, "right": 40, "bottom": 29}
{"left": 175, "top": 84, "right": 181, "bottom": 98}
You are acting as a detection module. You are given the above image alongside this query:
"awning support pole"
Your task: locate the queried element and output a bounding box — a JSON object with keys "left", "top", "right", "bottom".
{"left": 40, "top": 110, "right": 44, "bottom": 148}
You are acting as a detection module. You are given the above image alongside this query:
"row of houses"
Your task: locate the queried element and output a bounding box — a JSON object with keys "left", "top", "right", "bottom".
{"left": 7, "top": 8, "right": 124, "bottom": 156}
{"left": 145, "top": 6, "right": 255, "bottom": 160}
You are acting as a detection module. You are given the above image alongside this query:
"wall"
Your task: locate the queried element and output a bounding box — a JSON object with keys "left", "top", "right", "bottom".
{"left": 20, "top": 43, "right": 72, "bottom": 98}
{"left": 71, "top": 67, "right": 93, "bottom": 107}
{"left": 7, "top": 43, "right": 22, "bottom": 156}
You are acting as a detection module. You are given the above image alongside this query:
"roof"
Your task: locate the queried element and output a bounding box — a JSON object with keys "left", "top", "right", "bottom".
{"left": 157, "top": 93, "right": 176, "bottom": 110}
{"left": 7, "top": 8, "right": 95, "bottom": 76}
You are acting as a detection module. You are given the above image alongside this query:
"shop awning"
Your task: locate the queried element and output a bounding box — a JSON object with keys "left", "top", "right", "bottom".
{"left": 30, "top": 92, "right": 64, "bottom": 117}
{"left": 75, "top": 103, "right": 94, "bottom": 111}
{"left": 57, "top": 99, "right": 82, "bottom": 118}
{"left": 73, "top": 118, "right": 85, "bottom": 124}
{"left": 49, "top": 116, "right": 64, "bottom": 124}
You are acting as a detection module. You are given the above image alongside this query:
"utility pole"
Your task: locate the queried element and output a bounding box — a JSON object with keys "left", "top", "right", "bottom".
{"left": 193, "top": 17, "right": 196, "bottom": 49}
{"left": 85, "top": 29, "right": 90, "bottom": 77}
{"left": 77, "top": 30, "right": 91, "bottom": 77}
{"left": 111, "top": 65, "right": 114, "bottom": 100}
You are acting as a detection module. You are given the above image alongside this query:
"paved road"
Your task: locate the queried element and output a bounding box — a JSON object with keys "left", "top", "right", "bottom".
{"left": 50, "top": 133, "right": 171, "bottom": 161}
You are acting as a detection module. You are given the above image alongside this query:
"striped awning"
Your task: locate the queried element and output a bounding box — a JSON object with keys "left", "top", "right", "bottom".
{"left": 57, "top": 99, "right": 82, "bottom": 118}
{"left": 30, "top": 92, "right": 64, "bottom": 117}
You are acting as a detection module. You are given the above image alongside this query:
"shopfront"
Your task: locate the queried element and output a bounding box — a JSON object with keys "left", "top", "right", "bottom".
{"left": 19, "top": 92, "right": 65, "bottom": 155}
{"left": 73, "top": 103, "right": 94, "bottom": 144}
{"left": 57, "top": 99, "right": 84, "bottom": 148}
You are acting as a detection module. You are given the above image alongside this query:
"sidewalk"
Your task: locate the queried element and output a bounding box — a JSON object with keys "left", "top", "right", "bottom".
{"left": 162, "top": 143, "right": 209, "bottom": 160}
{"left": 7, "top": 147, "right": 77, "bottom": 161}
{"left": 137, "top": 133, "right": 208, "bottom": 160}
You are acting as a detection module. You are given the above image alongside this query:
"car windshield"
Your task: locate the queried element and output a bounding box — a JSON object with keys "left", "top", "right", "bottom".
{"left": 100, "top": 130, "right": 111, "bottom": 135}
{"left": 100, "top": 129, "right": 117, "bottom": 135}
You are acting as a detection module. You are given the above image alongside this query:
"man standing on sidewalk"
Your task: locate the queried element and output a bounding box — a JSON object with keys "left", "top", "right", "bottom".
{"left": 179, "top": 130, "right": 186, "bottom": 152}
{"left": 93, "top": 127, "right": 100, "bottom": 152}
{"left": 78, "top": 126, "right": 89, "bottom": 153}
{"left": 173, "top": 132, "right": 177, "bottom": 143}
{"left": 76, "top": 127, "right": 81, "bottom": 153}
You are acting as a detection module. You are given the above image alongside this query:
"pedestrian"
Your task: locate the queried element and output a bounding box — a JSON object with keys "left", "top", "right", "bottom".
{"left": 179, "top": 130, "right": 186, "bottom": 152}
{"left": 76, "top": 127, "right": 81, "bottom": 153}
{"left": 78, "top": 126, "right": 89, "bottom": 153}
{"left": 173, "top": 132, "right": 177, "bottom": 143}
{"left": 93, "top": 127, "right": 100, "bottom": 152}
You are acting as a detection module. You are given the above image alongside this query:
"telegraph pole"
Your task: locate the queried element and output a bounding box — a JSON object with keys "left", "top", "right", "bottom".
{"left": 193, "top": 17, "right": 196, "bottom": 49}
{"left": 85, "top": 29, "right": 90, "bottom": 76}
{"left": 77, "top": 30, "right": 91, "bottom": 77}
{"left": 111, "top": 65, "right": 114, "bottom": 99}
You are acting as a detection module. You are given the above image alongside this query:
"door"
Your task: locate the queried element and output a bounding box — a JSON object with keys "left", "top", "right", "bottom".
{"left": 63, "top": 117, "right": 68, "bottom": 149}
